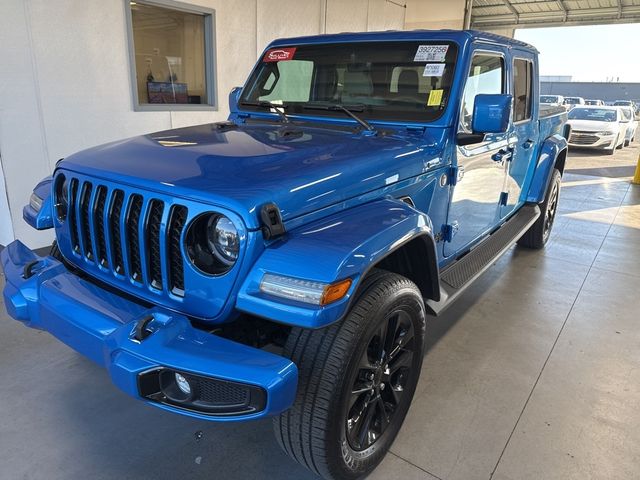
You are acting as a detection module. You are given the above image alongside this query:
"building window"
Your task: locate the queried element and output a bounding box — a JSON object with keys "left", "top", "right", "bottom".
{"left": 127, "top": 0, "right": 215, "bottom": 110}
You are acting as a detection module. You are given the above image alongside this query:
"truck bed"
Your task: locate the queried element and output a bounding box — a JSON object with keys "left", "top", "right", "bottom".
{"left": 539, "top": 104, "right": 569, "bottom": 140}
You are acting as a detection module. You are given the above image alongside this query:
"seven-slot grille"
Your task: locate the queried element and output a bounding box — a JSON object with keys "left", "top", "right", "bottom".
{"left": 66, "top": 177, "right": 188, "bottom": 297}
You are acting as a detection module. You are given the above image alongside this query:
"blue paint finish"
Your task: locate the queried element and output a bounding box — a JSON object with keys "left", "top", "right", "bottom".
{"left": 472, "top": 94, "right": 513, "bottom": 134}
{"left": 1, "top": 241, "right": 297, "bottom": 421}
{"left": 7, "top": 30, "right": 570, "bottom": 424}
{"left": 22, "top": 177, "right": 54, "bottom": 230}
{"left": 236, "top": 198, "right": 435, "bottom": 328}
{"left": 526, "top": 134, "right": 568, "bottom": 203}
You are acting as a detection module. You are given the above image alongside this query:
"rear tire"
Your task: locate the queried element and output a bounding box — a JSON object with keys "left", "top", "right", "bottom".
{"left": 517, "top": 169, "right": 561, "bottom": 249}
{"left": 274, "top": 270, "right": 426, "bottom": 480}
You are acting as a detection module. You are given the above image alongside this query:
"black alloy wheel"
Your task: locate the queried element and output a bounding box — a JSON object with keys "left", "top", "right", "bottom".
{"left": 345, "top": 309, "right": 417, "bottom": 451}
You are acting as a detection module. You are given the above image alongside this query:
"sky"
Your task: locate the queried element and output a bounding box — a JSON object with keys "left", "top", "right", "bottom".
{"left": 515, "top": 23, "right": 640, "bottom": 82}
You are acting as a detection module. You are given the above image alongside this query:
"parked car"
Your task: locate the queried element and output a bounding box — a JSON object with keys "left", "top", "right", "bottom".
{"left": 620, "top": 106, "right": 638, "bottom": 146}
{"left": 585, "top": 99, "right": 605, "bottom": 106}
{"left": 567, "top": 106, "right": 627, "bottom": 154}
{"left": 2, "top": 30, "right": 569, "bottom": 480}
{"left": 541, "top": 94, "right": 565, "bottom": 106}
{"left": 564, "top": 96, "right": 585, "bottom": 109}
{"left": 614, "top": 100, "right": 640, "bottom": 117}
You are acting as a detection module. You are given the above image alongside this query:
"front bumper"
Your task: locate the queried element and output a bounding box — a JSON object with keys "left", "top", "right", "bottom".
{"left": 1, "top": 241, "right": 297, "bottom": 421}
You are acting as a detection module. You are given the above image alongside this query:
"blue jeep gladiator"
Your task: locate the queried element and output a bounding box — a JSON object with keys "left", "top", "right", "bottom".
{"left": 2, "top": 30, "right": 568, "bottom": 479}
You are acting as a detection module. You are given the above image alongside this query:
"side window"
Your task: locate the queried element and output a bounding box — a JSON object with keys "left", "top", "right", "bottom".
{"left": 259, "top": 60, "right": 314, "bottom": 103}
{"left": 513, "top": 58, "right": 533, "bottom": 122}
{"left": 460, "top": 54, "right": 504, "bottom": 132}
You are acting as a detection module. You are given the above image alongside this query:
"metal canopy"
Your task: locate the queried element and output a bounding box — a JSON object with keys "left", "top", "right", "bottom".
{"left": 471, "top": 0, "right": 640, "bottom": 29}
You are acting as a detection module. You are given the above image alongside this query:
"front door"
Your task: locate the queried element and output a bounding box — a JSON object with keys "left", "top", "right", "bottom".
{"left": 444, "top": 50, "right": 509, "bottom": 257}
{"left": 501, "top": 51, "right": 537, "bottom": 218}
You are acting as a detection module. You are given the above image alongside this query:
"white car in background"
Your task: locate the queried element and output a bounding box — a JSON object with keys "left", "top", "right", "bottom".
{"left": 564, "top": 96, "right": 585, "bottom": 109}
{"left": 620, "top": 106, "right": 637, "bottom": 146}
{"left": 540, "top": 94, "right": 565, "bottom": 107}
{"left": 567, "top": 106, "right": 628, "bottom": 155}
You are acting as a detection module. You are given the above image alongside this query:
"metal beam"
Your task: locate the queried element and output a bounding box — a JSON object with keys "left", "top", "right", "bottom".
{"left": 472, "top": 4, "right": 640, "bottom": 28}
{"left": 555, "top": 0, "right": 567, "bottom": 22}
{"left": 502, "top": 0, "right": 520, "bottom": 22}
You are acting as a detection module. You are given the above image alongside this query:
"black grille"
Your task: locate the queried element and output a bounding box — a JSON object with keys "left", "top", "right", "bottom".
{"left": 146, "top": 200, "right": 164, "bottom": 290}
{"left": 167, "top": 205, "right": 188, "bottom": 296}
{"left": 69, "top": 178, "right": 80, "bottom": 253}
{"left": 79, "top": 183, "right": 93, "bottom": 261}
{"left": 66, "top": 180, "right": 188, "bottom": 295}
{"left": 109, "top": 190, "right": 125, "bottom": 275}
{"left": 94, "top": 186, "right": 108, "bottom": 267}
{"left": 192, "top": 376, "right": 250, "bottom": 406}
{"left": 127, "top": 195, "right": 144, "bottom": 283}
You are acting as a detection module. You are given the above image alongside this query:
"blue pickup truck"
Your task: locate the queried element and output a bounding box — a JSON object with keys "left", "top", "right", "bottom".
{"left": 2, "top": 30, "right": 568, "bottom": 479}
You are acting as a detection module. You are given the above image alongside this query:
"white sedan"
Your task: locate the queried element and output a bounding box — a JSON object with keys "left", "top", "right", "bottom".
{"left": 567, "top": 106, "right": 628, "bottom": 155}
{"left": 620, "top": 106, "right": 638, "bottom": 146}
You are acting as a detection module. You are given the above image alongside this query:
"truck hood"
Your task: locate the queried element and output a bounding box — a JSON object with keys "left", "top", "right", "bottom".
{"left": 60, "top": 122, "right": 444, "bottom": 229}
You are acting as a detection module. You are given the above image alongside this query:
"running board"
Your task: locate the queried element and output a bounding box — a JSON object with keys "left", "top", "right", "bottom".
{"left": 426, "top": 204, "right": 540, "bottom": 316}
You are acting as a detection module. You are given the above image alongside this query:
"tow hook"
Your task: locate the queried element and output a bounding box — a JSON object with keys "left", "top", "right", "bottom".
{"left": 133, "top": 315, "right": 155, "bottom": 342}
{"left": 22, "top": 260, "right": 43, "bottom": 279}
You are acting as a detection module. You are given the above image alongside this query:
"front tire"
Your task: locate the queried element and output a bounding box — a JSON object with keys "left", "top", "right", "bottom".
{"left": 517, "top": 168, "right": 561, "bottom": 249}
{"left": 274, "top": 270, "right": 426, "bottom": 480}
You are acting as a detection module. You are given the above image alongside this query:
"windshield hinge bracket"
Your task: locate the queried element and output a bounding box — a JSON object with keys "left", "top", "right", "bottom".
{"left": 260, "top": 203, "right": 286, "bottom": 240}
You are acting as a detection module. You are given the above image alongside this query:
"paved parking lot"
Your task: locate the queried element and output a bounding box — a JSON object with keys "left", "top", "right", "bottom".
{"left": 1, "top": 142, "right": 639, "bottom": 480}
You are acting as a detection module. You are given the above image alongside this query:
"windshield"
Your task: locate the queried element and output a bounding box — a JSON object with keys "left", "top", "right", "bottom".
{"left": 614, "top": 101, "right": 632, "bottom": 106}
{"left": 241, "top": 41, "right": 458, "bottom": 123}
{"left": 564, "top": 97, "right": 582, "bottom": 104}
{"left": 540, "top": 96, "right": 558, "bottom": 103}
{"left": 620, "top": 108, "right": 633, "bottom": 121}
{"left": 568, "top": 108, "right": 617, "bottom": 122}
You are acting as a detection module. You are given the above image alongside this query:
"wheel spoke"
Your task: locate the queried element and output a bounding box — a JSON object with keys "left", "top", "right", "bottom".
{"left": 389, "top": 349, "right": 413, "bottom": 375}
{"left": 356, "top": 398, "right": 377, "bottom": 449}
{"left": 376, "top": 395, "right": 390, "bottom": 428}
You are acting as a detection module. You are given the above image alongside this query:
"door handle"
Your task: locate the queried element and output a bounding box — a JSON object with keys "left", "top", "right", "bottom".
{"left": 491, "top": 148, "right": 512, "bottom": 162}
{"left": 523, "top": 139, "right": 534, "bottom": 149}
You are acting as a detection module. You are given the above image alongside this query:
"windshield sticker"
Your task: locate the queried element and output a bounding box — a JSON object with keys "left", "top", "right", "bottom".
{"left": 423, "top": 63, "right": 446, "bottom": 77}
{"left": 263, "top": 47, "right": 297, "bottom": 62}
{"left": 427, "top": 89, "right": 443, "bottom": 107}
{"left": 414, "top": 45, "right": 449, "bottom": 62}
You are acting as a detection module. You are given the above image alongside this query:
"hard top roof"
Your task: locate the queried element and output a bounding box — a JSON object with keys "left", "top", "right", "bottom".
{"left": 267, "top": 29, "right": 537, "bottom": 52}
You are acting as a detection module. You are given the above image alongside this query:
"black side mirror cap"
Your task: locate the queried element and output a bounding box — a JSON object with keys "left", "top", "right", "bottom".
{"left": 456, "top": 132, "right": 486, "bottom": 146}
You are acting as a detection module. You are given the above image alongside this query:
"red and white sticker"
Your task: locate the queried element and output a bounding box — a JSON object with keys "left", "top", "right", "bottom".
{"left": 263, "top": 47, "right": 297, "bottom": 62}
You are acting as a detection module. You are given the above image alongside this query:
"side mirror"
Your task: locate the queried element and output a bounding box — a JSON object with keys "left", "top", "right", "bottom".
{"left": 229, "top": 86, "right": 243, "bottom": 113}
{"left": 471, "top": 94, "right": 513, "bottom": 134}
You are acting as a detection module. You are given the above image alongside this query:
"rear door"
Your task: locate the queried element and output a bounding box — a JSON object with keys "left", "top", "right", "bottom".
{"left": 501, "top": 51, "right": 537, "bottom": 218}
{"left": 444, "top": 48, "right": 509, "bottom": 257}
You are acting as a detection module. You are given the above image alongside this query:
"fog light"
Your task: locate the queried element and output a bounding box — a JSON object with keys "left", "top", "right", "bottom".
{"left": 175, "top": 372, "right": 191, "bottom": 395}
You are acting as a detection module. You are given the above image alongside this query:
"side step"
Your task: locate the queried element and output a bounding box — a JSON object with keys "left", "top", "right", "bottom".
{"left": 426, "top": 204, "right": 540, "bottom": 316}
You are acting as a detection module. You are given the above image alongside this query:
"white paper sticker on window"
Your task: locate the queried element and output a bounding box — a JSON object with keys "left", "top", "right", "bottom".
{"left": 414, "top": 45, "right": 449, "bottom": 62}
{"left": 423, "top": 63, "right": 446, "bottom": 77}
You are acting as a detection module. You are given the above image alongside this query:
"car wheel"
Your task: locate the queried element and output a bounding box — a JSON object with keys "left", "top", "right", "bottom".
{"left": 517, "top": 168, "right": 561, "bottom": 249}
{"left": 624, "top": 139, "right": 630, "bottom": 147}
{"left": 617, "top": 135, "right": 624, "bottom": 149}
{"left": 274, "top": 270, "right": 426, "bottom": 480}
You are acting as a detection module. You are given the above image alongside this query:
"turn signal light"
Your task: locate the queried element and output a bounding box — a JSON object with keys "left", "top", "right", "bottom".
{"left": 321, "top": 278, "right": 353, "bottom": 306}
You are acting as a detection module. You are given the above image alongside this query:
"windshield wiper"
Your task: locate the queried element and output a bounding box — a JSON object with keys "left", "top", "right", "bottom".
{"left": 303, "top": 103, "right": 376, "bottom": 132}
{"left": 240, "top": 100, "right": 290, "bottom": 123}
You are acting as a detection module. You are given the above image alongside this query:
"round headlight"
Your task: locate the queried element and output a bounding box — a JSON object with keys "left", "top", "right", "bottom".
{"left": 54, "top": 174, "right": 69, "bottom": 222}
{"left": 207, "top": 215, "right": 239, "bottom": 264}
{"left": 186, "top": 213, "right": 240, "bottom": 275}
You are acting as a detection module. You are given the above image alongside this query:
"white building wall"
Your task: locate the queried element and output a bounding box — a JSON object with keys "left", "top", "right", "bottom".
{"left": 0, "top": 0, "right": 404, "bottom": 249}
{"left": 404, "top": 0, "right": 466, "bottom": 30}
